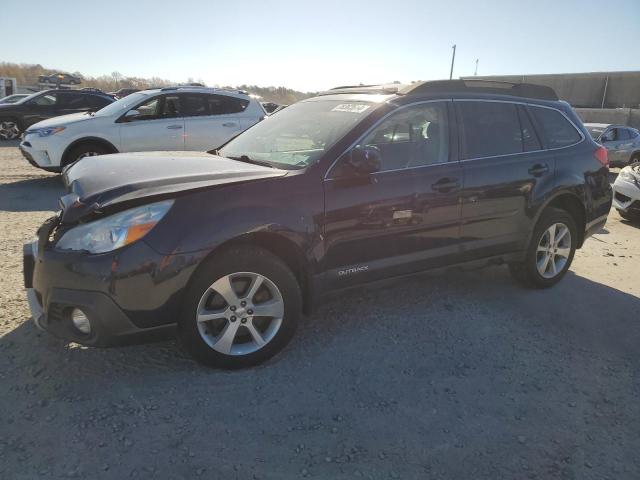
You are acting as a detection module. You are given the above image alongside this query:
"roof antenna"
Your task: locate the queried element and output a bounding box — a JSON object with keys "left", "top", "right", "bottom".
{"left": 449, "top": 45, "right": 457, "bottom": 80}
{"left": 474, "top": 59, "right": 479, "bottom": 76}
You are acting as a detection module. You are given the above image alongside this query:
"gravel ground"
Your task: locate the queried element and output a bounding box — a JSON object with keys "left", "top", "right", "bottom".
{"left": 1, "top": 141, "right": 639, "bottom": 479}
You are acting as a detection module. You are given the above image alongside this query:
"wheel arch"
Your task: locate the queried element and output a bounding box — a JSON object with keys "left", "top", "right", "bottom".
{"left": 191, "top": 231, "right": 314, "bottom": 315}
{"left": 533, "top": 192, "right": 586, "bottom": 248}
{"left": 61, "top": 136, "right": 119, "bottom": 167}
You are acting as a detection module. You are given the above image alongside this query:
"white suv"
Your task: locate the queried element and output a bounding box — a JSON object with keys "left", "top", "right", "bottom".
{"left": 19, "top": 87, "right": 265, "bottom": 172}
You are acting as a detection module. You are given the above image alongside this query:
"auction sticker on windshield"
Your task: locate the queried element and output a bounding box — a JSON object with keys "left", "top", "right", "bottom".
{"left": 331, "top": 104, "right": 371, "bottom": 113}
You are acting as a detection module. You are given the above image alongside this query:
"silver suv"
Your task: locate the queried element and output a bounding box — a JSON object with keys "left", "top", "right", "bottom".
{"left": 585, "top": 123, "right": 640, "bottom": 167}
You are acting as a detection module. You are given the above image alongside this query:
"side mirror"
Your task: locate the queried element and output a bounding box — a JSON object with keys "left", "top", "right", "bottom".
{"left": 347, "top": 146, "right": 382, "bottom": 175}
{"left": 124, "top": 109, "right": 141, "bottom": 121}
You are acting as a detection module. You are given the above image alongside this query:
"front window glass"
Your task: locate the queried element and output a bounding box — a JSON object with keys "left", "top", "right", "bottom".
{"left": 219, "top": 99, "right": 377, "bottom": 168}
{"left": 93, "top": 92, "right": 149, "bottom": 117}
{"left": 31, "top": 93, "right": 57, "bottom": 106}
{"left": 360, "top": 102, "right": 449, "bottom": 170}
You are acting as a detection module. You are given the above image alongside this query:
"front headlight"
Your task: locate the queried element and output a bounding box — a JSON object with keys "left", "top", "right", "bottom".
{"left": 56, "top": 200, "right": 173, "bottom": 253}
{"left": 36, "top": 126, "right": 66, "bottom": 137}
{"left": 619, "top": 170, "right": 636, "bottom": 183}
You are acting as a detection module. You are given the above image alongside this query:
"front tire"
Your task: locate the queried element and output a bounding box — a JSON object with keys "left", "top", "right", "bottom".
{"left": 63, "top": 142, "right": 111, "bottom": 168}
{"left": 0, "top": 118, "right": 21, "bottom": 140}
{"left": 509, "top": 208, "right": 577, "bottom": 288}
{"left": 179, "top": 246, "right": 302, "bottom": 369}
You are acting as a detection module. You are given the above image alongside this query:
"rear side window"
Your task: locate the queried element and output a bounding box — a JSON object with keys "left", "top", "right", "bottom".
{"left": 616, "top": 128, "right": 630, "bottom": 141}
{"left": 517, "top": 106, "right": 541, "bottom": 152}
{"left": 529, "top": 106, "right": 581, "bottom": 148}
{"left": 88, "top": 95, "right": 112, "bottom": 109}
{"left": 207, "top": 94, "right": 249, "bottom": 115}
{"left": 57, "top": 92, "right": 89, "bottom": 108}
{"left": 181, "top": 94, "right": 209, "bottom": 117}
{"left": 457, "top": 101, "right": 522, "bottom": 159}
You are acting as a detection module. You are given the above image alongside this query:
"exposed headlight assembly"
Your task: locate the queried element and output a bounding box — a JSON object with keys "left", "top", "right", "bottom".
{"left": 56, "top": 200, "right": 173, "bottom": 253}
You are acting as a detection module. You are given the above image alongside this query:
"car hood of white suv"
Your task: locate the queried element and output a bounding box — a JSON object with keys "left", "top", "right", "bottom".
{"left": 27, "top": 112, "right": 96, "bottom": 131}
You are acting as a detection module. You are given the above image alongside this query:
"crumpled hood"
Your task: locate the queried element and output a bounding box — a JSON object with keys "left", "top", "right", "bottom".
{"left": 27, "top": 112, "right": 93, "bottom": 130}
{"left": 60, "top": 151, "right": 287, "bottom": 223}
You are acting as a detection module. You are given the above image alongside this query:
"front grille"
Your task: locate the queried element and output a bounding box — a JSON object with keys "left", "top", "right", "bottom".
{"left": 628, "top": 200, "right": 640, "bottom": 213}
{"left": 615, "top": 191, "right": 631, "bottom": 203}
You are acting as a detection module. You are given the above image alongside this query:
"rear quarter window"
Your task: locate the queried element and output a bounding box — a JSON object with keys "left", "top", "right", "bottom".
{"left": 529, "top": 106, "right": 582, "bottom": 148}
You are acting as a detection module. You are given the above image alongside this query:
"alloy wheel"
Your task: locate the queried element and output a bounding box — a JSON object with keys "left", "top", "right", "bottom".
{"left": 196, "top": 272, "right": 285, "bottom": 356}
{"left": 77, "top": 151, "right": 100, "bottom": 160}
{"left": 0, "top": 121, "right": 20, "bottom": 140}
{"left": 536, "top": 222, "right": 572, "bottom": 279}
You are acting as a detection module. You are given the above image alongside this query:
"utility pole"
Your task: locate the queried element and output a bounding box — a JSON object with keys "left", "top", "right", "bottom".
{"left": 449, "top": 44, "right": 456, "bottom": 80}
{"left": 474, "top": 59, "right": 479, "bottom": 76}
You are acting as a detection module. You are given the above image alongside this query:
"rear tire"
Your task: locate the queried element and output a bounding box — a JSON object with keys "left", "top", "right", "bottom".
{"left": 509, "top": 207, "right": 577, "bottom": 288}
{"left": 178, "top": 246, "right": 302, "bottom": 369}
{"left": 63, "top": 142, "right": 111, "bottom": 168}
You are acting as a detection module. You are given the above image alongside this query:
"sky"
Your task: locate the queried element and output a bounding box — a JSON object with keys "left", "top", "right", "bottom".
{"left": 2, "top": 0, "right": 639, "bottom": 92}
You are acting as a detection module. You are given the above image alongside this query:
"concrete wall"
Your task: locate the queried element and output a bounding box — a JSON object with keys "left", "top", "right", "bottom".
{"left": 575, "top": 108, "right": 640, "bottom": 129}
{"left": 463, "top": 71, "right": 640, "bottom": 109}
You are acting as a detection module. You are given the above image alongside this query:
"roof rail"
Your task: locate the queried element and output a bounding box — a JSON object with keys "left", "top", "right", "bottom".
{"left": 318, "top": 84, "right": 401, "bottom": 96}
{"left": 158, "top": 85, "right": 249, "bottom": 95}
{"left": 400, "top": 79, "right": 558, "bottom": 101}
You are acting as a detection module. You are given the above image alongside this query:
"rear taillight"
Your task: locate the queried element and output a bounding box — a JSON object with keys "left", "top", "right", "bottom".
{"left": 594, "top": 145, "right": 608, "bottom": 167}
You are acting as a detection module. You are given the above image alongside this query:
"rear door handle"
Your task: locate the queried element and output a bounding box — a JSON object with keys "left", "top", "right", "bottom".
{"left": 431, "top": 177, "right": 460, "bottom": 193}
{"left": 222, "top": 122, "right": 238, "bottom": 127}
{"left": 167, "top": 124, "right": 183, "bottom": 130}
{"left": 528, "top": 163, "right": 549, "bottom": 176}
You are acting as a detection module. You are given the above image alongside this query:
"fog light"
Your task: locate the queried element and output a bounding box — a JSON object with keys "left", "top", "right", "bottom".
{"left": 71, "top": 308, "right": 91, "bottom": 334}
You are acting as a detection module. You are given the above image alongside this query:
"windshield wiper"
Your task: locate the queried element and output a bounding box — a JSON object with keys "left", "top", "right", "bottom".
{"left": 226, "top": 155, "right": 275, "bottom": 169}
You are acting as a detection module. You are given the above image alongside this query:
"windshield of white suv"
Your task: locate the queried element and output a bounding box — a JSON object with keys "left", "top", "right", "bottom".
{"left": 93, "top": 92, "right": 149, "bottom": 116}
{"left": 219, "top": 98, "right": 379, "bottom": 169}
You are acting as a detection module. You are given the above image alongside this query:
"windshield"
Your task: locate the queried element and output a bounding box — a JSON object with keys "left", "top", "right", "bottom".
{"left": 93, "top": 91, "right": 150, "bottom": 116}
{"left": 586, "top": 126, "right": 606, "bottom": 139}
{"left": 0, "top": 94, "right": 28, "bottom": 104}
{"left": 219, "top": 99, "right": 378, "bottom": 168}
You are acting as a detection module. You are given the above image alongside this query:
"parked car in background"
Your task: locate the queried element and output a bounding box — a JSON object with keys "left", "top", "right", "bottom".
{"left": 261, "top": 102, "right": 281, "bottom": 114}
{"left": 38, "top": 73, "right": 82, "bottom": 86}
{"left": 612, "top": 161, "right": 640, "bottom": 222}
{"left": 19, "top": 86, "right": 265, "bottom": 171}
{"left": 0, "top": 94, "right": 30, "bottom": 104}
{"left": 0, "top": 89, "right": 115, "bottom": 141}
{"left": 109, "top": 88, "right": 140, "bottom": 99}
{"left": 585, "top": 123, "right": 640, "bottom": 167}
{"left": 24, "top": 80, "right": 612, "bottom": 368}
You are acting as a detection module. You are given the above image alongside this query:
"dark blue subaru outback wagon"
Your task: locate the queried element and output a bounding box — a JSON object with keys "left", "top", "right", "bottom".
{"left": 24, "top": 80, "right": 612, "bottom": 368}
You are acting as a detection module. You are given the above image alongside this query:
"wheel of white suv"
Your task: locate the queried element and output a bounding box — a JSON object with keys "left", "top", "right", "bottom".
{"left": 0, "top": 119, "right": 21, "bottom": 140}
{"left": 64, "top": 142, "right": 111, "bottom": 168}
{"left": 509, "top": 207, "right": 577, "bottom": 288}
{"left": 178, "top": 246, "right": 302, "bottom": 368}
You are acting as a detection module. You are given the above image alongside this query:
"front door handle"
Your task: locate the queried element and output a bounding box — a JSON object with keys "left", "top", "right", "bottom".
{"left": 528, "top": 163, "right": 549, "bottom": 176}
{"left": 222, "top": 122, "right": 238, "bottom": 127}
{"left": 167, "top": 124, "right": 183, "bottom": 130}
{"left": 431, "top": 177, "right": 460, "bottom": 193}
